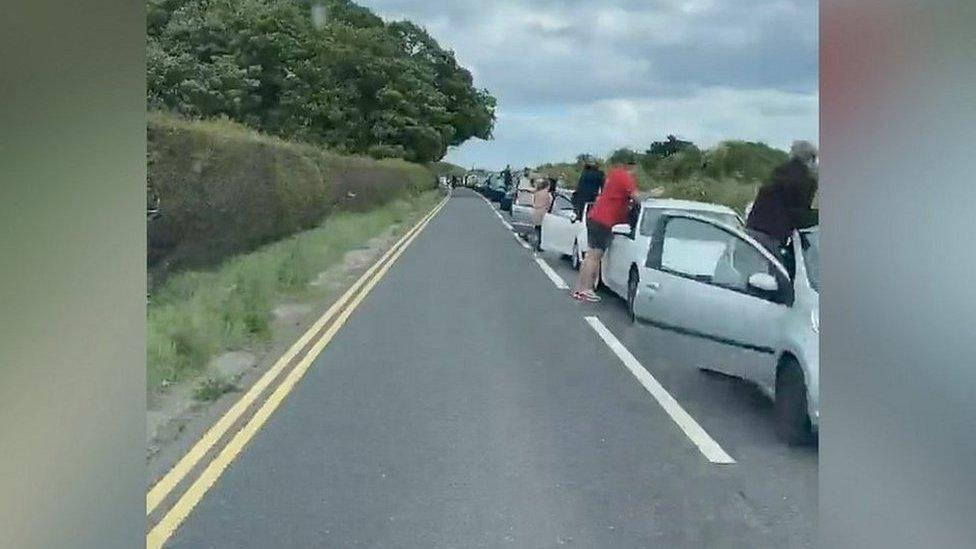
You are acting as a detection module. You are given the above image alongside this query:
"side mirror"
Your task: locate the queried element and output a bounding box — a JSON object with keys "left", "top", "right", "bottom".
{"left": 748, "top": 272, "right": 779, "bottom": 292}
{"left": 612, "top": 223, "right": 631, "bottom": 235}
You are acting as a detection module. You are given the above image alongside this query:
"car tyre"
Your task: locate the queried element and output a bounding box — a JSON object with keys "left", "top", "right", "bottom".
{"left": 627, "top": 268, "right": 639, "bottom": 322}
{"left": 775, "top": 357, "right": 814, "bottom": 446}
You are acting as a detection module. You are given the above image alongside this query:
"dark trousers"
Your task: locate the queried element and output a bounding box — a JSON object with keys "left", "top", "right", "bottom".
{"left": 534, "top": 225, "right": 543, "bottom": 251}
{"left": 747, "top": 228, "right": 784, "bottom": 257}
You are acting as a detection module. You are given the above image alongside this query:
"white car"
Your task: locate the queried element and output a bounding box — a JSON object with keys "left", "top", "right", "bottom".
{"left": 601, "top": 199, "right": 743, "bottom": 308}
{"left": 540, "top": 194, "right": 589, "bottom": 269}
{"left": 631, "top": 213, "right": 819, "bottom": 444}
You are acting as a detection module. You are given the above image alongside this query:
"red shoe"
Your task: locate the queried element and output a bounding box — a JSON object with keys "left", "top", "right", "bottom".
{"left": 572, "top": 290, "right": 601, "bottom": 303}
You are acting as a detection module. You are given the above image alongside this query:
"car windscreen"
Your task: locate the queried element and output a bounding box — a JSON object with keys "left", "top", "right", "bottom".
{"left": 640, "top": 209, "right": 741, "bottom": 236}
{"left": 800, "top": 231, "right": 819, "bottom": 291}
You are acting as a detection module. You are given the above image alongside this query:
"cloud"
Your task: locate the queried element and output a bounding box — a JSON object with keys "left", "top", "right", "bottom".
{"left": 360, "top": 0, "right": 818, "bottom": 169}
{"left": 450, "top": 88, "right": 818, "bottom": 168}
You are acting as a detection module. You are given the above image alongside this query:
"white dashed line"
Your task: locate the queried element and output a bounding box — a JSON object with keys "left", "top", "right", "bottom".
{"left": 534, "top": 257, "right": 569, "bottom": 289}
{"left": 476, "top": 191, "right": 532, "bottom": 249}
{"left": 584, "top": 317, "right": 736, "bottom": 464}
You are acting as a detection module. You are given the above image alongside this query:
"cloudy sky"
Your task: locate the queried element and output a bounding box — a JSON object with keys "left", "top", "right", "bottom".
{"left": 361, "top": 0, "right": 819, "bottom": 170}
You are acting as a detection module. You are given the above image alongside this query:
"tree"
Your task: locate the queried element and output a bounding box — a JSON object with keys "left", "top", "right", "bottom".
{"left": 647, "top": 135, "right": 695, "bottom": 158}
{"left": 146, "top": 0, "right": 497, "bottom": 162}
{"left": 608, "top": 147, "right": 639, "bottom": 165}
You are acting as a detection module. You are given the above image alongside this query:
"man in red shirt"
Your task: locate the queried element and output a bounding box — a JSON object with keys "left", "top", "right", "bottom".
{"left": 572, "top": 160, "right": 640, "bottom": 302}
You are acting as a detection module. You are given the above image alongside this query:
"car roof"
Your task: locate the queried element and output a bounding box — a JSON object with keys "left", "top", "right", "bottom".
{"left": 642, "top": 198, "right": 738, "bottom": 215}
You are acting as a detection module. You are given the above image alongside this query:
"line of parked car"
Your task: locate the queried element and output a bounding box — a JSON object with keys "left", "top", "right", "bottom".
{"left": 466, "top": 168, "right": 820, "bottom": 445}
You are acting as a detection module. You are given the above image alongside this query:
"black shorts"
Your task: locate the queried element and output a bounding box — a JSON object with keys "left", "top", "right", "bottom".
{"left": 586, "top": 218, "right": 612, "bottom": 251}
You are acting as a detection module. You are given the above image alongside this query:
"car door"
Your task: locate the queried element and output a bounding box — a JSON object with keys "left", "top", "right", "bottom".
{"left": 633, "top": 214, "right": 791, "bottom": 381}
{"left": 541, "top": 195, "right": 576, "bottom": 255}
{"left": 602, "top": 206, "right": 641, "bottom": 296}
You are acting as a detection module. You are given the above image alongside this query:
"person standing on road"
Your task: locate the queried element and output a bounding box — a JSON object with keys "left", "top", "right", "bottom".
{"left": 572, "top": 159, "right": 605, "bottom": 222}
{"left": 746, "top": 140, "right": 819, "bottom": 255}
{"left": 532, "top": 178, "right": 554, "bottom": 252}
{"left": 547, "top": 176, "right": 559, "bottom": 212}
{"left": 572, "top": 160, "right": 640, "bottom": 302}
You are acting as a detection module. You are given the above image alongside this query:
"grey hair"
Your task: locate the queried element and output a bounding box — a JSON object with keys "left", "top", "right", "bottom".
{"left": 790, "top": 140, "right": 818, "bottom": 162}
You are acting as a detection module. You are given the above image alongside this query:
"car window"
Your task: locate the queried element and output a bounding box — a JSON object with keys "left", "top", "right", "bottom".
{"left": 712, "top": 237, "right": 776, "bottom": 292}
{"left": 660, "top": 218, "right": 730, "bottom": 279}
{"left": 660, "top": 217, "right": 777, "bottom": 293}
{"left": 640, "top": 208, "right": 740, "bottom": 236}
{"left": 639, "top": 209, "right": 664, "bottom": 236}
{"left": 553, "top": 196, "right": 572, "bottom": 210}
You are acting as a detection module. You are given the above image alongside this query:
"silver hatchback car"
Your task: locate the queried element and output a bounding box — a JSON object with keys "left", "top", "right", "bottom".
{"left": 632, "top": 213, "right": 819, "bottom": 444}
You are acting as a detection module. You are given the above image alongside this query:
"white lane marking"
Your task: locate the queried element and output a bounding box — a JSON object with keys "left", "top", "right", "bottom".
{"left": 584, "top": 317, "right": 736, "bottom": 464}
{"left": 475, "top": 191, "right": 524, "bottom": 242}
{"left": 534, "top": 257, "right": 570, "bottom": 289}
{"left": 495, "top": 211, "right": 515, "bottom": 231}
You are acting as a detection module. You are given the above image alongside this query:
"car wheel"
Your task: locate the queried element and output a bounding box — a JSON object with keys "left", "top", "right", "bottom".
{"left": 571, "top": 240, "right": 581, "bottom": 270}
{"left": 775, "top": 357, "right": 814, "bottom": 445}
{"left": 627, "top": 268, "right": 639, "bottom": 322}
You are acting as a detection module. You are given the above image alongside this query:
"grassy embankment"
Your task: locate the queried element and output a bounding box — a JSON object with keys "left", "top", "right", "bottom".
{"left": 147, "top": 114, "right": 442, "bottom": 397}
{"left": 536, "top": 141, "right": 789, "bottom": 214}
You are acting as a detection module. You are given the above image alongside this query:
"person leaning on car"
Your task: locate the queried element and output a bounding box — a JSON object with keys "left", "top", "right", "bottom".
{"left": 746, "top": 140, "right": 819, "bottom": 255}
{"left": 572, "top": 159, "right": 605, "bottom": 222}
{"left": 571, "top": 160, "right": 640, "bottom": 302}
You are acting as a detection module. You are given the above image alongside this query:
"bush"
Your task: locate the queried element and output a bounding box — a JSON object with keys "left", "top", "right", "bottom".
{"left": 702, "top": 141, "right": 788, "bottom": 182}
{"left": 148, "top": 113, "right": 436, "bottom": 282}
{"left": 147, "top": 191, "right": 441, "bottom": 393}
{"left": 535, "top": 139, "right": 789, "bottom": 214}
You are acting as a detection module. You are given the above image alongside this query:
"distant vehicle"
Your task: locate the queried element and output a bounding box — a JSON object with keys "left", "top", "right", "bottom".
{"left": 631, "top": 214, "right": 819, "bottom": 444}
{"left": 465, "top": 170, "right": 489, "bottom": 189}
{"left": 601, "top": 199, "right": 743, "bottom": 308}
{"left": 485, "top": 173, "right": 507, "bottom": 202}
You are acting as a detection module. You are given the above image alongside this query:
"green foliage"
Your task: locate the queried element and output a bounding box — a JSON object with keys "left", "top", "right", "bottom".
{"left": 608, "top": 148, "right": 640, "bottom": 165}
{"left": 194, "top": 375, "right": 238, "bottom": 401}
{"left": 701, "top": 140, "right": 789, "bottom": 182}
{"left": 147, "top": 190, "right": 442, "bottom": 393}
{"left": 537, "top": 138, "right": 789, "bottom": 214}
{"left": 147, "top": 0, "right": 495, "bottom": 162}
{"left": 647, "top": 146, "right": 704, "bottom": 180}
{"left": 148, "top": 113, "right": 438, "bottom": 279}
{"left": 431, "top": 161, "right": 466, "bottom": 177}
{"left": 647, "top": 135, "right": 695, "bottom": 158}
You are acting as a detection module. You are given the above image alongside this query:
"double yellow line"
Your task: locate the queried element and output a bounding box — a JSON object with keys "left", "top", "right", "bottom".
{"left": 146, "top": 195, "right": 449, "bottom": 548}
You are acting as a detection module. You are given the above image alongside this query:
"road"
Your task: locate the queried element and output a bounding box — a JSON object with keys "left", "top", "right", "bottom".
{"left": 163, "top": 188, "right": 817, "bottom": 548}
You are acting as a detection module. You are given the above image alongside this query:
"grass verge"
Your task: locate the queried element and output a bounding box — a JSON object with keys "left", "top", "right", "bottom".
{"left": 147, "top": 189, "right": 442, "bottom": 396}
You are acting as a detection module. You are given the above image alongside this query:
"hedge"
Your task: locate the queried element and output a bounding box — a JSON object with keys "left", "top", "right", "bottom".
{"left": 147, "top": 113, "right": 436, "bottom": 282}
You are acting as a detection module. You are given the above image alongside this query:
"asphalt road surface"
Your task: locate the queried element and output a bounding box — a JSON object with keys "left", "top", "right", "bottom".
{"left": 167, "top": 188, "right": 817, "bottom": 548}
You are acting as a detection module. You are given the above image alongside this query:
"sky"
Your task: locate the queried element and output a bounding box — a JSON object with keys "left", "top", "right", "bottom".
{"left": 360, "top": 0, "right": 819, "bottom": 170}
